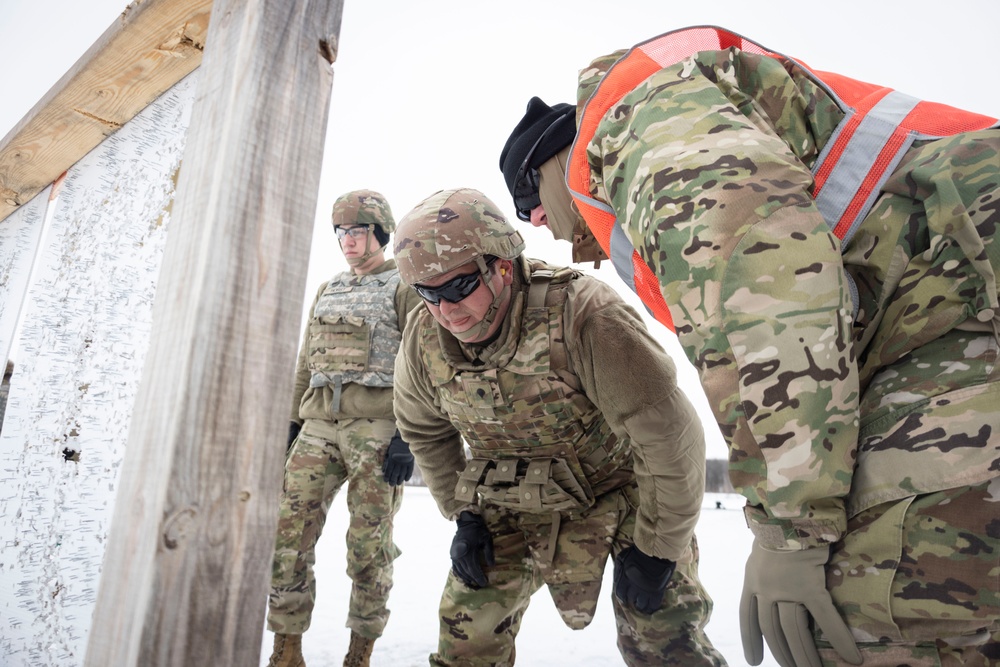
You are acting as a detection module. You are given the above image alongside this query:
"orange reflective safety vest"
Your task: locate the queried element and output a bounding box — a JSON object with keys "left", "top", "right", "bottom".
{"left": 567, "top": 25, "right": 999, "bottom": 332}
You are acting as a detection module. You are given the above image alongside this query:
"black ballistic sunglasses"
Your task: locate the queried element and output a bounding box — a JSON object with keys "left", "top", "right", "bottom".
{"left": 414, "top": 258, "right": 498, "bottom": 306}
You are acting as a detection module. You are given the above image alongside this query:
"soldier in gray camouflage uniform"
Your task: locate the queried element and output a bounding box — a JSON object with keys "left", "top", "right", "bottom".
{"left": 392, "top": 187, "right": 726, "bottom": 666}
{"left": 266, "top": 190, "right": 423, "bottom": 667}
{"left": 500, "top": 26, "right": 999, "bottom": 667}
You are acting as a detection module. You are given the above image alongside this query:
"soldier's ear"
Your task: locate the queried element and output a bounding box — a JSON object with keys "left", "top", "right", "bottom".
{"left": 498, "top": 259, "right": 514, "bottom": 284}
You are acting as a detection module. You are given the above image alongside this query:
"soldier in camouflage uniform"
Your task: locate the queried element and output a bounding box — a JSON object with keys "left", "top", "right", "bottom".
{"left": 266, "top": 190, "right": 423, "bottom": 667}
{"left": 391, "top": 187, "right": 726, "bottom": 666}
{"left": 499, "top": 26, "right": 1000, "bottom": 667}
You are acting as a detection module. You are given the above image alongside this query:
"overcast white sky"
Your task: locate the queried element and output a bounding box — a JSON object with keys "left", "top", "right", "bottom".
{"left": 2, "top": 0, "right": 998, "bottom": 459}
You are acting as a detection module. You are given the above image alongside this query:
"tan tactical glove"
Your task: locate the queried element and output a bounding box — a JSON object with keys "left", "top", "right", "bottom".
{"left": 740, "top": 540, "right": 861, "bottom": 667}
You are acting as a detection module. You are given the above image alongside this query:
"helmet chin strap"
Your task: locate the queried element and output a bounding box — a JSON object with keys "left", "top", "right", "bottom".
{"left": 450, "top": 256, "right": 508, "bottom": 343}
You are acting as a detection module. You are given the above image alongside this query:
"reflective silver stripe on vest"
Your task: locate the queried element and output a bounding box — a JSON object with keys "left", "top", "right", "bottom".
{"left": 568, "top": 190, "right": 639, "bottom": 296}
{"left": 813, "top": 91, "right": 919, "bottom": 246}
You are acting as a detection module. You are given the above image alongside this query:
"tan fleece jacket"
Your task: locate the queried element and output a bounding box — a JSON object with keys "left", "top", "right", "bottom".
{"left": 393, "top": 257, "right": 706, "bottom": 561}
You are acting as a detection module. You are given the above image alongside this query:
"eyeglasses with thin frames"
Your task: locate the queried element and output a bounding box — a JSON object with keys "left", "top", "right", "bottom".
{"left": 335, "top": 225, "right": 371, "bottom": 240}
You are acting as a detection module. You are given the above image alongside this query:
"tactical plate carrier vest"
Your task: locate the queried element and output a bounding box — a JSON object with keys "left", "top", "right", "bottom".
{"left": 419, "top": 260, "right": 633, "bottom": 514}
{"left": 308, "top": 269, "right": 401, "bottom": 412}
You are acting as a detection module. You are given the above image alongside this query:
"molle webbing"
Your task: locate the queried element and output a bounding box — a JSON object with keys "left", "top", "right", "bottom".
{"left": 308, "top": 269, "right": 401, "bottom": 408}
{"left": 426, "top": 263, "right": 632, "bottom": 510}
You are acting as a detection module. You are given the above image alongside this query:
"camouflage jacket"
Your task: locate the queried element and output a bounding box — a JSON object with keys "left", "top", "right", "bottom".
{"left": 577, "top": 46, "right": 1000, "bottom": 549}
{"left": 291, "top": 259, "right": 422, "bottom": 423}
{"left": 394, "top": 257, "right": 706, "bottom": 560}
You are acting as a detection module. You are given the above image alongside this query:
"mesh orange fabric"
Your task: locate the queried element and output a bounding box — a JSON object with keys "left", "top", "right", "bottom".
{"left": 573, "top": 198, "right": 614, "bottom": 258}
{"left": 633, "top": 254, "right": 674, "bottom": 330}
{"left": 812, "top": 70, "right": 887, "bottom": 111}
{"left": 570, "top": 43, "right": 676, "bottom": 331}
{"left": 571, "top": 48, "right": 660, "bottom": 198}
{"left": 901, "top": 101, "right": 997, "bottom": 135}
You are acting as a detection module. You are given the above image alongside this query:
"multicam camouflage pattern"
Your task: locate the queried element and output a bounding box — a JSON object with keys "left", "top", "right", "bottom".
{"left": 308, "top": 269, "right": 402, "bottom": 392}
{"left": 576, "top": 44, "right": 1000, "bottom": 541}
{"left": 574, "top": 38, "right": 1000, "bottom": 658}
{"left": 415, "top": 259, "right": 634, "bottom": 514}
{"left": 332, "top": 189, "right": 396, "bottom": 234}
{"left": 851, "top": 329, "right": 1000, "bottom": 516}
{"left": 393, "top": 188, "right": 526, "bottom": 285}
{"left": 578, "top": 47, "right": 858, "bottom": 548}
{"left": 820, "top": 480, "right": 1000, "bottom": 666}
{"left": 430, "top": 484, "right": 724, "bottom": 667}
{"left": 268, "top": 417, "right": 402, "bottom": 638}
{"left": 393, "top": 254, "right": 720, "bottom": 663}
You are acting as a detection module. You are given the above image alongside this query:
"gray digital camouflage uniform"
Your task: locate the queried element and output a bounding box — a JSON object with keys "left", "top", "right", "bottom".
{"left": 572, "top": 37, "right": 1000, "bottom": 666}
{"left": 392, "top": 189, "right": 725, "bottom": 667}
{"left": 267, "top": 257, "right": 422, "bottom": 640}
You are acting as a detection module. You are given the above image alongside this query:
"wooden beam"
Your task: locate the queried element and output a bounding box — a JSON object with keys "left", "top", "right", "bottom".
{"left": 0, "top": 0, "right": 211, "bottom": 224}
{"left": 84, "top": 0, "right": 343, "bottom": 664}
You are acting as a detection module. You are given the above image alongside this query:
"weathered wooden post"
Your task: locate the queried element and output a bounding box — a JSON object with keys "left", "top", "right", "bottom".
{"left": 85, "top": 0, "right": 343, "bottom": 664}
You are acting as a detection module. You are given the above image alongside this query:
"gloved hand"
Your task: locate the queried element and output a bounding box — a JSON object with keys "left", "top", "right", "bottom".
{"left": 613, "top": 544, "right": 676, "bottom": 614}
{"left": 740, "top": 540, "right": 862, "bottom": 667}
{"left": 381, "top": 431, "right": 414, "bottom": 486}
{"left": 449, "top": 511, "right": 495, "bottom": 588}
{"left": 287, "top": 422, "right": 302, "bottom": 453}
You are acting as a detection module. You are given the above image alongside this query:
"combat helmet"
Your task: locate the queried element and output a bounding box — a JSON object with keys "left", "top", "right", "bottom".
{"left": 394, "top": 188, "right": 524, "bottom": 285}
{"left": 332, "top": 189, "right": 395, "bottom": 266}
{"left": 395, "top": 188, "right": 525, "bottom": 341}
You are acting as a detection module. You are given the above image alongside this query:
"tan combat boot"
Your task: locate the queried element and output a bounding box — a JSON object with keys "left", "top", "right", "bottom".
{"left": 343, "top": 631, "right": 375, "bottom": 667}
{"left": 267, "top": 633, "right": 305, "bottom": 667}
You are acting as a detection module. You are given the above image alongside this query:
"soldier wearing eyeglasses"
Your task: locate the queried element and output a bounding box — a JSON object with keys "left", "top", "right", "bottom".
{"left": 266, "top": 190, "right": 423, "bottom": 667}
{"left": 391, "top": 187, "right": 725, "bottom": 666}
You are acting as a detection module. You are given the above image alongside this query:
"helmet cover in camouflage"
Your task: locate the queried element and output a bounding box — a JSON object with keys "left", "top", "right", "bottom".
{"left": 331, "top": 189, "right": 396, "bottom": 234}
{"left": 393, "top": 188, "right": 526, "bottom": 285}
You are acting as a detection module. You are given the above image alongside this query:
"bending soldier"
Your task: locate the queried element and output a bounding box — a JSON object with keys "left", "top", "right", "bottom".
{"left": 500, "top": 25, "right": 1000, "bottom": 667}
{"left": 267, "top": 190, "right": 422, "bottom": 667}
{"left": 392, "top": 187, "right": 726, "bottom": 666}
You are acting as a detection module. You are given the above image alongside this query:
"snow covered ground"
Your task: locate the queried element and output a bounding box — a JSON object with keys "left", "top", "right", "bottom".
{"left": 259, "top": 486, "right": 779, "bottom": 667}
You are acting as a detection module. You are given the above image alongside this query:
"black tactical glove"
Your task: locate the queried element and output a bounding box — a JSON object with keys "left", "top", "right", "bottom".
{"left": 287, "top": 422, "right": 302, "bottom": 453}
{"left": 381, "top": 431, "right": 414, "bottom": 486}
{"left": 450, "top": 511, "right": 495, "bottom": 588}
{"left": 613, "top": 544, "right": 676, "bottom": 614}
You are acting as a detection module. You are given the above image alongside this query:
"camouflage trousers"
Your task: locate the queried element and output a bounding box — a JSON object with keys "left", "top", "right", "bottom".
{"left": 267, "top": 417, "right": 402, "bottom": 638}
{"left": 430, "top": 483, "right": 726, "bottom": 667}
{"left": 817, "top": 479, "right": 1000, "bottom": 666}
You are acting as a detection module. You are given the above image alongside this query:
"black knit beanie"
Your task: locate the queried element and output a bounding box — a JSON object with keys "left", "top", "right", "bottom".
{"left": 499, "top": 97, "right": 577, "bottom": 198}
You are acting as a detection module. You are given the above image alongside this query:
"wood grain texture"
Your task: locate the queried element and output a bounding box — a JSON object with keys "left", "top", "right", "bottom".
{"left": 85, "top": 0, "right": 343, "bottom": 665}
{"left": 0, "top": 0, "right": 211, "bottom": 224}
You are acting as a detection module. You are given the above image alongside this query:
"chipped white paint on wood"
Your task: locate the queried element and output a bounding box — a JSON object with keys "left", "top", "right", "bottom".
{"left": 0, "top": 186, "right": 51, "bottom": 366}
{"left": 0, "top": 72, "right": 197, "bottom": 667}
